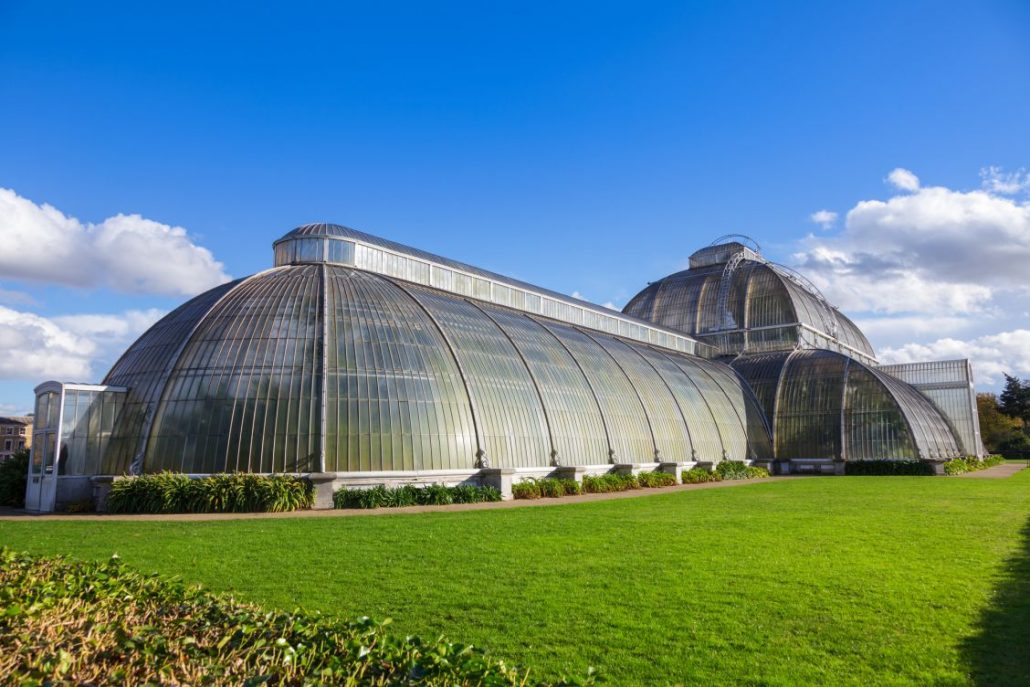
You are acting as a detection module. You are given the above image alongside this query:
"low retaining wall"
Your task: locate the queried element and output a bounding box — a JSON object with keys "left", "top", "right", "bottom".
{"left": 90, "top": 461, "right": 746, "bottom": 511}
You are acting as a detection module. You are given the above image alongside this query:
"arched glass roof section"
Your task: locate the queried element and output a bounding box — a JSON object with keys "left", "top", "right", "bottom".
{"left": 623, "top": 242, "right": 876, "bottom": 363}
{"left": 729, "top": 350, "right": 962, "bottom": 462}
{"left": 273, "top": 223, "right": 715, "bottom": 358}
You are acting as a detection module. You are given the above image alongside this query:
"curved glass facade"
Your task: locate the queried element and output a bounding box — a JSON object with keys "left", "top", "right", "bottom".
{"left": 730, "top": 350, "right": 962, "bottom": 461}
{"left": 97, "top": 232, "right": 772, "bottom": 475}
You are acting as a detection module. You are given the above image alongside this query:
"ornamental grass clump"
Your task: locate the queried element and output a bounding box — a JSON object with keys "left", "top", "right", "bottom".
{"left": 105, "top": 473, "right": 313, "bottom": 514}
{"left": 0, "top": 548, "right": 595, "bottom": 686}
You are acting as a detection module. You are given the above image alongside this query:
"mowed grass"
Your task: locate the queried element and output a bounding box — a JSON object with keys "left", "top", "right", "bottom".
{"left": 2, "top": 473, "right": 1029, "bottom": 686}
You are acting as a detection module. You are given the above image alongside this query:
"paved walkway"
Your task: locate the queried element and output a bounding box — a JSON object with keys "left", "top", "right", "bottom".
{"left": 0, "top": 476, "right": 796, "bottom": 523}
{"left": 957, "top": 461, "right": 1027, "bottom": 479}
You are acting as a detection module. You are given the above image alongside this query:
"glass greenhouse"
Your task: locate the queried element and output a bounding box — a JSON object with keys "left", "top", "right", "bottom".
{"left": 24, "top": 227, "right": 982, "bottom": 511}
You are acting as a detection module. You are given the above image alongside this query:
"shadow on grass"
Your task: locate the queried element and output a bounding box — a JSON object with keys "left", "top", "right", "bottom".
{"left": 961, "top": 517, "right": 1030, "bottom": 686}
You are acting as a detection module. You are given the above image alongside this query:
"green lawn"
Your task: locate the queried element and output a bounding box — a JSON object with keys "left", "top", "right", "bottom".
{"left": 2, "top": 473, "right": 1028, "bottom": 686}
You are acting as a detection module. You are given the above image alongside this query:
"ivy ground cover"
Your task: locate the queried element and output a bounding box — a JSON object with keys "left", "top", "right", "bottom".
{"left": 2, "top": 473, "right": 1028, "bottom": 686}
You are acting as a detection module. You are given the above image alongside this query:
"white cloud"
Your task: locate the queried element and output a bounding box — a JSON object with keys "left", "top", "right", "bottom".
{"left": 887, "top": 168, "right": 920, "bottom": 191}
{"left": 0, "top": 305, "right": 164, "bottom": 381}
{"left": 0, "top": 187, "right": 230, "bottom": 296}
{"left": 980, "top": 166, "right": 1030, "bottom": 196}
{"left": 571, "top": 291, "right": 585, "bottom": 300}
{"left": 809, "top": 209, "right": 837, "bottom": 230}
{"left": 796, "top": 171, "right": 1030, "bottom": 316}
{"left": 879, "top": 329, "right": 1030, "bottom": 386}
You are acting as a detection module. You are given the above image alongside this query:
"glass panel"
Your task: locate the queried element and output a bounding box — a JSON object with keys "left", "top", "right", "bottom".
{"left": 324, "top": 268, "right": 477, "bottom": 472}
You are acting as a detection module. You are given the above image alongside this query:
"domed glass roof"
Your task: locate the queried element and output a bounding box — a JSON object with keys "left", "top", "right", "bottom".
{"left": 623, "top": 242, "right": 876, "bottom": 362}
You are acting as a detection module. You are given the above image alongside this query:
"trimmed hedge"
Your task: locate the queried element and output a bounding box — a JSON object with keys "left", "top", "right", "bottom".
{"left": 0, "top": 449, "right": 28, "bottom": 508}
{"left": 334, "top": 483, "right": 502, "bottom": 509}
{"left": 106, "top": 473, "right": 314, "bottom": 514}
{"left": 0, "top": 548, "right": 595, "bottom": 686}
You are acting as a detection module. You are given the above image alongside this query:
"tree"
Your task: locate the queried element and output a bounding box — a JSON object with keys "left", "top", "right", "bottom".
{"left": 0, "top": 448, "right": 29, "bottom": 508}
{"left": 977, "top": 393, "right": 1023, "bottom": 453}
{"left": 998, "top": 374, "right": 1030, "bottom": 428}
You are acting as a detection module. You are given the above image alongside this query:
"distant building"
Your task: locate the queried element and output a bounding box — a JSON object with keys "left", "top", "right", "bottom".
{"left": 0, "top": 416, "right": 32, "bottom": 461}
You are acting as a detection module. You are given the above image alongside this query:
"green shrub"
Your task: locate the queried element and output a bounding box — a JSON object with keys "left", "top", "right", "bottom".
{"left": 333, "top": 483, "right": 501, "bottom": 508}
{"left": 715, "top": 461, "right": 748, "bottom": 480}
{"left": 709, "top": 462, "right": 771, "bottom": 481}
{"left": 419, "top": 483, "right": 454, "bottom": 506}
{"left": 533, "top": 477, "right": 575, "bottom": 498}
{"left": 0, "top": 548, "right": 595, "bottom": 686}
{"left": 942, "top": 455, "right": 1007, "bottom": 476}
{"left": 681, "top": 467, "right": 721, "bottom": 484}
{"left": 843, "top": 460, "right": 935, "bottom": 476}
{"left": 637, "top": 471, "right": 676, "bottom": 488}
{"left": 107, "top": 473, "right": 313, "bottom": 514}
{"left": 451, "top": 484, "right": 502, "bottom": 504}
{"left": 997, "top": 430, "right": 1030, "bottom": 458}
{"left": 512, "top": 480, "right": 542, "bottom": 500}
{"left": 943, "top": 459, "right": 969, "bottom": 475}
{"left": 983, "top": 454, "right": 1005, "bottom": 467}
{"left": 0, "top": 449, "right": 29, "bottom": 508}
{"left": 561, "top": 479, "right": 583, "bottom": 496}
{"left": 582, "top": 473, "right": 639, "bottom": 493}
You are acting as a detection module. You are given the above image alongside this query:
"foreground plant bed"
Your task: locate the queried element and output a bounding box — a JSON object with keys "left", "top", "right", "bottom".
{"left": 0, "top": 548, "right": 594, "bottom": 686}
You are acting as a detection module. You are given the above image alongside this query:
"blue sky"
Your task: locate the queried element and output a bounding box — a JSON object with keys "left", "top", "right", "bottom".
{"left": 2, "top": 0, "right": 1030, "bottom": 413}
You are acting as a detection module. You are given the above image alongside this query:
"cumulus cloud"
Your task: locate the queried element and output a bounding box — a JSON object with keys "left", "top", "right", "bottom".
{"left": 795, "top": 171, "right": 1030, "bottom": 315}
{"left": 809, "top": 209, "right": 837, "bottom": 230}
{"left": 887, "top": 168, "right": 920, "bottom": 191}
{"left": 0, "top": 305, "right": 164, "bottom": 381}
{"left": 0, "top": 188, "right": 230, "bottom": 296}
{"left": 879, "top": 329, "right": 1030, "bottom": 386}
